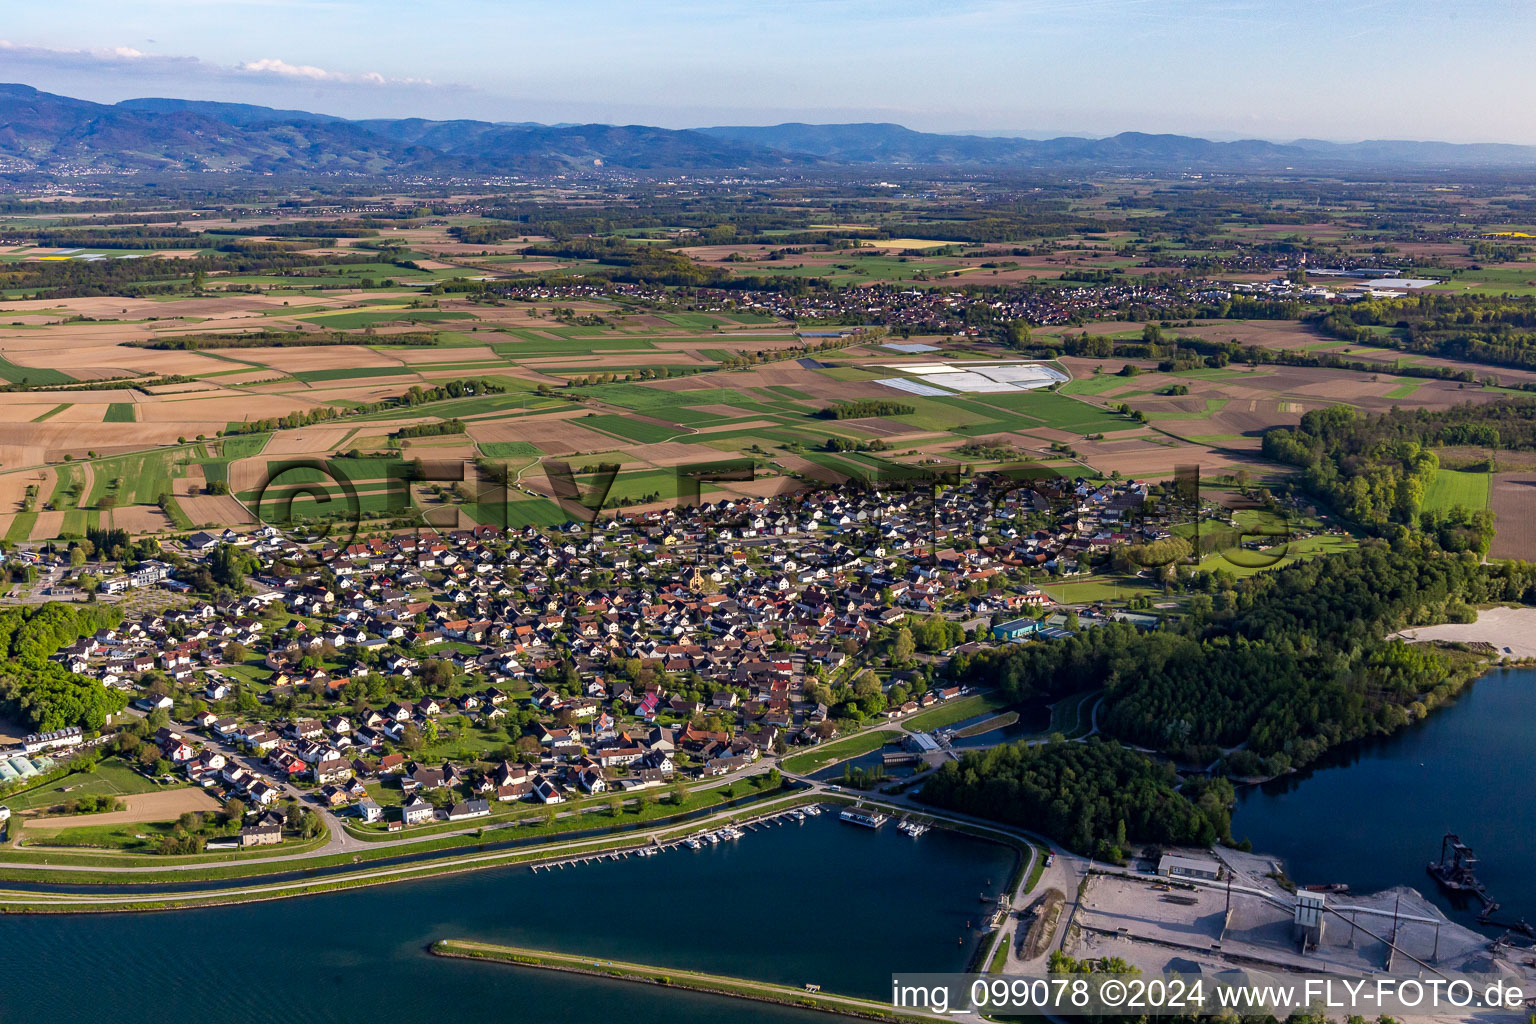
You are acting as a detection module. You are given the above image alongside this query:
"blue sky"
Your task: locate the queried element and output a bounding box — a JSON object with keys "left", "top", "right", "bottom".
{"left": 2, "top": 0, "right": 1533, "bottom": 142}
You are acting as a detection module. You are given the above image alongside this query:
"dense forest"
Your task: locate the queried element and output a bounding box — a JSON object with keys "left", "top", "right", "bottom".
{"left": 918, "top": 738, "right": 1232, "bottom": 857}
{"left": 952, "top": 544, "right": 1534, "bottom": 770}
{"left": 0, "top": 604, "right": 126, "bottom": 731}
{"left": 1263, "top": 405, "right": 1442, "bottom": 529}
{"left": 1261, "top": 402, "right": 1536, "bottom": 548}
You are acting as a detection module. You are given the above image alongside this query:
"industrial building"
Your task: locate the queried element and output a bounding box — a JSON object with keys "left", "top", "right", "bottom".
{"left": 992, "top": 617, "right": 1044, "bottom": 642}
{"left": 1157, "top": 853, "right": 1221, "bottom": 881}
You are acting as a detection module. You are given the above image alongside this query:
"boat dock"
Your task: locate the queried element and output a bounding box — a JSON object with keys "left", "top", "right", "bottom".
{"left": 530, "top": 805, "right": 830, "bottom": 872}
{"left": 838, "top": 807, "right": 889, "bottom": 829}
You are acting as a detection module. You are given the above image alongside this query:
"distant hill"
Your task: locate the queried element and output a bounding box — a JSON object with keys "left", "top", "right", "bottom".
{"left": 116, "top": 96, "right": 348, "bottom": 126}
{"left": 0, "top": 84, "right": 799, "bottom": 175}
{"left": 699, "top": 123, "right": 1534, "bottom": 170}
{"left": 1, "top": 83, "right": 1535, "bottom": 176}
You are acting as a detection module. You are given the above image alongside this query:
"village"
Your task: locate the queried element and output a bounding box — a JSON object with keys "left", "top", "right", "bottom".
{"left": 0, "top": 473, "right": 1177, "bottom": 846}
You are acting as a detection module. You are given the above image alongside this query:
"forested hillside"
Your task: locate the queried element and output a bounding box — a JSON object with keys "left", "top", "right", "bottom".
{"left": 0, "top": 605, "right": 126, "bottom": 732}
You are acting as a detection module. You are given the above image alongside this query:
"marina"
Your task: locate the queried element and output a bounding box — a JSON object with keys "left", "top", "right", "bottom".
{"left": 529, "top": 804, "right": 925, "bottom": 871}
{"left": 838, "top": 807, "right": 889, "bottom": 829}
{"left": 0, "top": 812, "right": 1012, "bottom": 1023}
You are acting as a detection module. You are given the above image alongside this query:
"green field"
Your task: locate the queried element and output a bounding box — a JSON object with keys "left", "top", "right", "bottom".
{"left": 579, "top": 414, "right": 683, "bottom": 444}
{"left": 88, "top": 450, "right": 185, "bottom": 507}
{"left": 495, "top": 497, "right": 570, "bottom": 527}
{"left": 729, "top": 253, "right": 964, "bottom": 284}
{"left": 48, "top": 463, "right": 84, "bottom": 509}
{"left": 572, "top": 467, "right": 713, "bottom": 505}
{"left": 780, "top": 730, "right": 894, "bottom": 774}
{"left": 291, "top": 366, "right": 419, "bottom": 384}
{"left": 0, "top": 355, "right": 72, "bottom": 386}
{"left": 660, "top": 313, "right": 727, "bottom": 328}
{"left": 1059, "top": 374, "right": 1134, "bottom": 397}
{"left": 1384, "top": 380, "right": 1426, "bottom": 400}
{"left": 23, "top": 819, "right": 218, "bottom": 853}
{"left": 1193, "top": 532, "right": 1358, "bottom": 576}
{"left": 1, "top": 758, "right": 168, "bottom": 815}
{"left": 477, "top": 441, "right": 543, "bottom": 458}
{"left": 901, "top": 691, "right": 1011, "bottom": 732}
{"left": 990, "top": 390, "right": 1137, "bottom": 433}
{"left": 103, "top": 403, "right": 136, "bottom": 423}
{"left": 1040, "top": 576, "right": 1159, "bottom": 603}
{"left": 1422, "top": 467, "right": 1491, "bottom": 511}
{"left": 218, "top": 434, "right": 271, "bottom": 459}
{"left": 298, "top": 309, "right": 474, "bottom": 330}
{"left": 3, "top": 512, "right": 38, "bottom": 544}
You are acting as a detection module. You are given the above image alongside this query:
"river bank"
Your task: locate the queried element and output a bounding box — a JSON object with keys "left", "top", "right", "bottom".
{"left": 430, "top": 939, "right": 939, "bottom": 1022}
{"left": 1234, "top": 665, "right": 1536, "bottom": 936}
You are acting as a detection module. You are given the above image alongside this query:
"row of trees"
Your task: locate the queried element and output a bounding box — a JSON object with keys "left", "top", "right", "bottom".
{"left": 222, "top": 379, "right": 502, "bottom": 436}
{"left": 133, "top": 330, "right": 436, "bottom": 351}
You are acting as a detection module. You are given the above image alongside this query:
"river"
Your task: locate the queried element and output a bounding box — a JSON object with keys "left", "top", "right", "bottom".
{"left": 7, "top": 666, "right": 1517, "bottom": 1022}
{"left": 1232, "top": 665, "right": 1536, "bottom": 932}
{"left": 0, "top": 812, "right": 1014, "bottom": 1023}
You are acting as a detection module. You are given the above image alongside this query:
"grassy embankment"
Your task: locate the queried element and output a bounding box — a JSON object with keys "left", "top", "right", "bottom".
{"left": 429, "top": 939, "right": 940, "bottom": 1022}
{"left": 342, "top": 770, "right": 781, "bottom": 841}
{"left": 0, "top": 788, "right": 821, "bottom": 901}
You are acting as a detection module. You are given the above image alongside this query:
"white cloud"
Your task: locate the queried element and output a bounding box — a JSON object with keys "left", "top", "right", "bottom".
{"left": 0, "top": 39, "right": 429, "bottom": 89}
{"left": 236, "top": 56, "right": 426, "bottom": 86}
{"left": 0, "top": 39, "right": 180, "bottom": 65}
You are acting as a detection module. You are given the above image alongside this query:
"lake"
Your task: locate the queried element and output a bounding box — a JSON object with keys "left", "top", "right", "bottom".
{"left": 1232, "top": 665, "right": 1536, "bottom": 933}
{"left": 0, "top": 811, "right": 1015, "bottom": 1023}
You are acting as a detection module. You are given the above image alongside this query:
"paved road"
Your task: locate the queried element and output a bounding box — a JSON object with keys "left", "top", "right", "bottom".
{"left": 0, "top": 694, "right": 1050, "bottom": 877}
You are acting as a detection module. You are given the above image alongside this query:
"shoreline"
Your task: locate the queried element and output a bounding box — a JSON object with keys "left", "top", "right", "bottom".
{"left": 0, "top": 790, "right": 838, "bottom": 914}
{"left": 1393, "top": 604, "right": 1536, "bottom": 659}
{"left": 0, "top": 792, "right": 1037, "bottom": 918}
{"left": 428, "top": 939, "right": 941, "bottom": 1023}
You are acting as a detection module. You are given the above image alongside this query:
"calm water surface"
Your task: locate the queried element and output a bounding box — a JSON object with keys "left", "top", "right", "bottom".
{"left": 0, "top": 812, "right": 1014, "bottom": 1023}
{"left": 1232, "top": 666, "right": 1536, "bottom": 932}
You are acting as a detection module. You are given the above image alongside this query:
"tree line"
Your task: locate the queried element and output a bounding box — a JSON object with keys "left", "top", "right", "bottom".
{"left": 1262, "top": 402, "right": 1533, "bottom": 549}
{"left": 222, "top": 379, "right": 502, "bottom": 436}
{"left": 950, "top": 543, "right": 1536, "bottom": 771}
{"left": 130, "top": 330, "right": 437, "bottom": 351}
